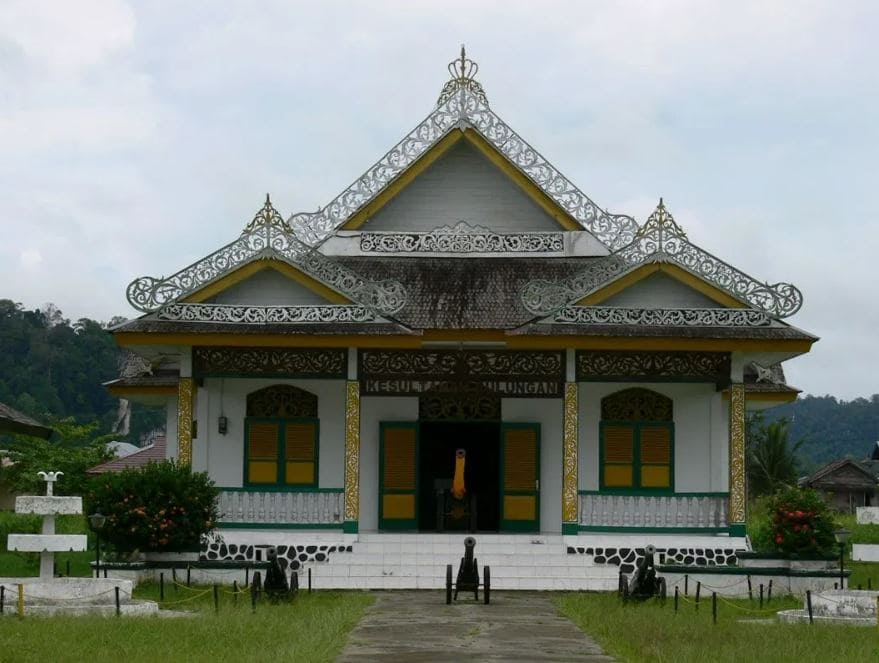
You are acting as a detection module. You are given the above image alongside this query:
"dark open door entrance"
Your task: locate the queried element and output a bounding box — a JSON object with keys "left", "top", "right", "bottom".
{"left": 418, "top": 421, "right": 500, "bottom": 532}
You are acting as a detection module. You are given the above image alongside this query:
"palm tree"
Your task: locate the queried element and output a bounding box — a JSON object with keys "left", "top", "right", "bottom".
{"left": 747, "top": 415, "right": 804, "bottom": 497}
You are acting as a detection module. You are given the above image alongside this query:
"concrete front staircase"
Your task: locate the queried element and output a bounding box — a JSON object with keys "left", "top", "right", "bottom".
{"left": 309, "top": 533, "right": 619, "bottom": 591}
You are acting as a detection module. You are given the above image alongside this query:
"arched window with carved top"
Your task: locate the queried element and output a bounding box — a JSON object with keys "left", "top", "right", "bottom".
{"left": 243, "top": 385, "right": 319, "bottom": 488}
{"left": 600, "top": 388, "right": 674, "bottom": 493}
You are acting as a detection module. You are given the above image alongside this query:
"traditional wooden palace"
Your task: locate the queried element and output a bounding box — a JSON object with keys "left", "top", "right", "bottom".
{"left": 108, "top": 50, "right": 816, "bottom": 588}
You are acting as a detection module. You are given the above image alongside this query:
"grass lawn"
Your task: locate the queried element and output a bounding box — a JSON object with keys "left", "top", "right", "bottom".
{"left": 0, "top": 583, "right": 372, "bottom": 663}
{"left": 557, "top": 592, "right": 879, "bottom": 663}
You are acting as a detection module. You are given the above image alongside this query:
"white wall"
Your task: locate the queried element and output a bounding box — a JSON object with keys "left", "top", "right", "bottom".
{"left": 602, "top": 273, "right": 722, "bottom": 308}
{"left": 358, "top": 396, "right": 419, "bottom": 531}
{"left": 208, "top": 268, "right": 329, "bottom": 306}
{"left": 366, "top": 141, "right": 562, "bottom": 233}
{"left": 192, "top": 377, "right": 346, "bottom": 489}
{"left": 502, "top": 397, "right": 564, "bottom": 533}
{"left": 578, "top": 382, "right": 728, "bottom": 493}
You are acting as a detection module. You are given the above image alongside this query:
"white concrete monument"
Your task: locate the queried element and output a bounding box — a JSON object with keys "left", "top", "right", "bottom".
{"left": 2, "top": 471, "right": 158, "bottom": 616}
{"left": 7, "top": 471, "right": 87, "bottom": 579}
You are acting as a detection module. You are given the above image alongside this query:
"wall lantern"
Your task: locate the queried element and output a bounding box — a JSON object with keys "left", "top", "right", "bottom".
{"left": 218, "top": 416, "right": 228, "bottom": 435}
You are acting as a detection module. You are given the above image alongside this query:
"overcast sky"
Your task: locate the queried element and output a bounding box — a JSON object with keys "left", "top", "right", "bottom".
{"left": 1, "top": 1, "right": 877, "bottom": 400}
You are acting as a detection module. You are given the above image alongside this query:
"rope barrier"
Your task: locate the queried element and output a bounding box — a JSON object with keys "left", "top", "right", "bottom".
{"left": 714, "top": 594, "right": 783, "bottom": 615}
{"left": 157, "top": 587, "right": 213, "bottom": 606}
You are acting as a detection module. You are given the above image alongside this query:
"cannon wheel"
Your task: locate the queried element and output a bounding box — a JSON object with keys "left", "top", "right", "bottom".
{"left": 658, "top": 577, "right": 667, "bottom": 601}
{"left": 445, "top": 564, "right": 453, "bottom": 605}
{"left": 483, "top": 565, "right": 490, "bottom": 605}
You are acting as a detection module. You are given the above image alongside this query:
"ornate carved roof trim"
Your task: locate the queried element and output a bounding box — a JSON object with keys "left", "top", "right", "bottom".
{"left": 125, "top": 196, "right": 407, "bottom": 315}
{"left": 521, "top": 200, "right": 804, "bottom": 319}
{"left": 287, "top": 49, "right": 637, "bottom": 251}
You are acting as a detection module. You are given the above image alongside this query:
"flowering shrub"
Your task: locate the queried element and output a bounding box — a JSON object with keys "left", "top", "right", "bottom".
{"left": 85, "top": 461, "right": 219, "bottom": 553}
{"left": 766, "top": 487, "right": 836, "bottom": 555}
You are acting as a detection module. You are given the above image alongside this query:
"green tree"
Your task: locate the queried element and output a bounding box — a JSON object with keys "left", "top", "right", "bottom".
{"left": 747, "top": 414, "right": 803, "bottom": 497}
{"left": 0, "top": 419, "right": 114, "bottom": 496}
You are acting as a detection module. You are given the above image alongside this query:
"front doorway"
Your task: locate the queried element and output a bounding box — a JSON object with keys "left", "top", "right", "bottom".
{"left": 378, "top": 420, "right": 541, "bottom": 532}
{"left": 418, "top": 421, "right": 500, "bottom": 532}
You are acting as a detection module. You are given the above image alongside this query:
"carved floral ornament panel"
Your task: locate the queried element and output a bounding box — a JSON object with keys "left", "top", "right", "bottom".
{"left": 576, "top": 350, "right": 731, "bottom": 382}
{"left": 552, "top": 306, "right": 771, "bottom": 327}
{"left": 359, "top": 223, "right": 565, "bottom": 254}
{"left": 193, "top": 347, "right": 347, "bottom": 378}
{"left": 522, "top": 201, "right": 804, "bottom": 319}
{"left": 156, "top": 303, "right": 379, "bottom": 324}
{"left": 126, "top": 197, "right": 407, "bottom": 315}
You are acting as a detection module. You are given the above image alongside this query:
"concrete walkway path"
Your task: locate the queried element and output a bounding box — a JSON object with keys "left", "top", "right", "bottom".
{"left": 337, "top": 591, "right": 615, "bottom": 662}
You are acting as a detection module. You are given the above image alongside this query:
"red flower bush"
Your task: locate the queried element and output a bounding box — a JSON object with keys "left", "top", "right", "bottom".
{"left": 766, "top": 487, "right": 835, "bottom": 555}
{"left": 85, "top": 460, "right": 219, "bottom": 553}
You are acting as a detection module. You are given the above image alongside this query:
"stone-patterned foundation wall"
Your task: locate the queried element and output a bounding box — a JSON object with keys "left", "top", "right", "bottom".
{"left": 568, "top": 546, "right": 742, "bottom": 574}
{"left": 202, "top": 541, "right": 352, "bottom": 572}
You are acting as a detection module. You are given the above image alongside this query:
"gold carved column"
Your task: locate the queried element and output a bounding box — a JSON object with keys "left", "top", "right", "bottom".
{"left": 562, "top": 382, "right": 579, "bottom": 535}
{"left": 177, "top": 377, "right": 194, "bottom": 466}
{"left": 343, "top": 380, "right": 361, "bottom": 533}
{"left": 728, "top": 383, "right": 746, "bottom": 535}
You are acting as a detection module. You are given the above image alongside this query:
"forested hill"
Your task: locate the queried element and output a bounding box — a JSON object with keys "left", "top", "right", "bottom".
{"left": 764, "top": 395, "right": 879, "bottom": 471}
{"left": 0, "top": 300, "right": 162, "bottom": 444}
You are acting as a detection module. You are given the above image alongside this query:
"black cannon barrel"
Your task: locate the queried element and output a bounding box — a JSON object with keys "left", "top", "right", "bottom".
{"left": 463, "top": 537, "right": 476, "bottom": 567}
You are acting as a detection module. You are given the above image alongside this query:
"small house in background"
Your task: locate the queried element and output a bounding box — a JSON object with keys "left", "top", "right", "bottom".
{"left": 0, "top": 402, "right": 53, "bottom": 509}
{"left": 799, "top": 458, "right": 877, "bottom": 512}
{"left": 87, "top": 436, "right": 166, "bottom": 475}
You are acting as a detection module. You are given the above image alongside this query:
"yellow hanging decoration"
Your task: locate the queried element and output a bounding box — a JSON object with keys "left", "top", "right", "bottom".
{"left": 451, "top": 449, "right": 466, "bottom": 500}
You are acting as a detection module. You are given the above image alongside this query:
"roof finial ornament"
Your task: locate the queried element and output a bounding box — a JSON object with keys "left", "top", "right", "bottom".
{"left": 242, "top": 193, "right": 293, "bottom": 235}
{"left": 635, "top": 198, "right": 688, "bottom": 250}
{"left": 436, "top": 44, "right": 488, "bottom": 107}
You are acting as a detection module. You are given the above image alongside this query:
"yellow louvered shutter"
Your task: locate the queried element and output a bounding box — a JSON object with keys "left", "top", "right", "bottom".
{"left": 603, "top": 425, "right": 634, "bottom": 488}
{"left": 380, "top": 423, "right": 418, "bottom": 528}
{"left": 247, "top": 421, "right": 279, "bottom": 484}
{"left": 640, "top": 425, "right": 671, "bottom": 488}
{"left": 501, "top": 424, "right": 540, "bottom": 529}
{"left": 285, "top": 421, "right": 316, "bottom": 485}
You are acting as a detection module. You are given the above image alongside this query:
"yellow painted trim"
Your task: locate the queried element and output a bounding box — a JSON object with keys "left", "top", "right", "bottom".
{"left": 341, "top": 131, "right": 466, "bottom": 230}
{"left": 182, "top": 259, "right": 350, "bottom": 305}
{"left": 114, "top": 330, "right": 815, "bottom": 354}
{"left": 576, "top": 263, "right": 747, "bottom": 309}
{"left": 722, "top": 391, "right": 799, "bottom": 404}
{"left": 461, "top": 130, "right": 580, "bottom": 231}
{"left": 107, "top": 385, "right": 178, "bottom": 397}
{"left": 340, "top": 127, "right": 581, "bottom": 232}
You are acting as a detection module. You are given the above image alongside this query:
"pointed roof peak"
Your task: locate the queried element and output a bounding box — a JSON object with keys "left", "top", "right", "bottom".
{"left": 636, "top": 197, "right": 688, "bottom": 243}
{"left": 437, "top": 44, "right": 488, "bottom": 107}
{"left": 242, "top": 193, "right": 292, "bottom": 234}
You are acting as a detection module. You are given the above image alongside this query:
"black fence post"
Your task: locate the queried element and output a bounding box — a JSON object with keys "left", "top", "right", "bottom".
{"left": 674, "top": 586, "right": 679, "bottom": 613}
{"left": 747, "top": 575, "right": 752, "bottom": 601}
{"left": 186, "top": 565, "right": 191, "bottom": 587}
{"left": 114, "top": 586, "right": 121, "bottom": 617}
{"left": 245, "top": 566, "right": 249, "bottom": 587}
{"left": 767, "top": 579, "right": 773, "bottom": 602}
{"left": 684, "top": 574, "right": 689, "bottom": 596}
{"left": 1, "top": 585, "right": 5, "bottom": 614}
{"left": 759, "top": 584, "right": 764, "bottom": 609}
{"left": 712, "top": 592, "right": 717, "bottom": 624}
{"left": 233, "top": 580, "right": 239, "bottom": 606}
{"left": 308, "top": 567, "right": 312, "bottom": 593}
{"left": 695, "top": 581, "right": 701, "bottom": 611}
{"left": 806, "top": 590, "right": 813, "bottom": 624}
{"left": 160, "top": 572, "right": 165, "bottom": 601}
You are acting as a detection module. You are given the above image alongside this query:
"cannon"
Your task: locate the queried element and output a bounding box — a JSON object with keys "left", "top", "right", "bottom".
{"left": 445, "top": 536, "right": 490, "bottom": 605}
{"left": 620, "top": 544, "right": 666, "bottom": 601}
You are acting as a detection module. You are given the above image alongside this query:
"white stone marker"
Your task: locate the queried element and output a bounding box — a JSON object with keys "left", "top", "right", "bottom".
{"left": 7, "top": 471, "right": 87, "bottom": 580}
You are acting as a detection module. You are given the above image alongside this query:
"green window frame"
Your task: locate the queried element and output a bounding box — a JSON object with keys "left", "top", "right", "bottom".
{"left": 599, "top": 420, "right": 675, "bottom": 493}
{"left": 244, "top": 416, "right": 319, "bottom": 489}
